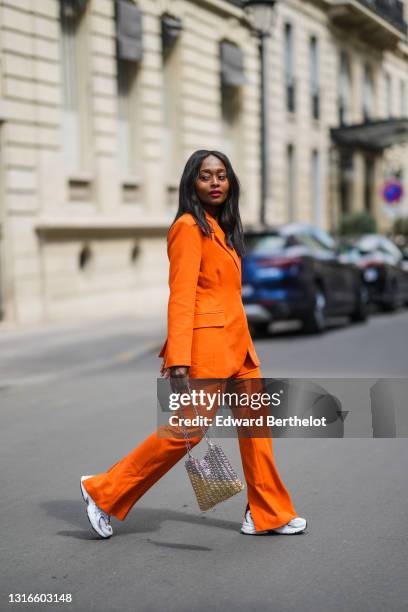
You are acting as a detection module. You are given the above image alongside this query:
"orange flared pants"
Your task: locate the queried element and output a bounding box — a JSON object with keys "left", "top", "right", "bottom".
{"left": 82, "top": 353, "right": 297, "bottom": 531}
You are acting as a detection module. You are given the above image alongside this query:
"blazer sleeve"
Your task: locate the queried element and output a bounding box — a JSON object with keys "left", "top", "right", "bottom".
{"left": 164, "top": 220, "right": 203, "bottom": 367}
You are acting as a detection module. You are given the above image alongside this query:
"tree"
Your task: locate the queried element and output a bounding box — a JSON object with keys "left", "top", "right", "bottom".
{"left": 338, "top": 211, "right": 377, "bottom": 236}
{"left": 392, "top": 216, "right": 408, "bottom": 237}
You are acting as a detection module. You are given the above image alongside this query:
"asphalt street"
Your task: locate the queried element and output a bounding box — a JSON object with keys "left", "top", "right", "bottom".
{"left": 1, "top": 310, "right": 407, "bottom": 612}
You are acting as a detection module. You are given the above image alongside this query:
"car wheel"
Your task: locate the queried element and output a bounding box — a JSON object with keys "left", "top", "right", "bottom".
{"left": 302, "top": 287, "right": 327, "bottom": 334}
{"left": 350, "top": 285, "right": 369, "bottom": 323}
{"left": 249, "top": 321, "right": 270, "bottom": 338}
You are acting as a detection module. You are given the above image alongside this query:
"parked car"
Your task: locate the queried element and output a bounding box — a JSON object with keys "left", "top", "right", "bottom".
{"left": 338, "top": 234, "right": 408, "bottom": 311}
{"left": 242, "top": 223, "right": 368, "bottom": 335}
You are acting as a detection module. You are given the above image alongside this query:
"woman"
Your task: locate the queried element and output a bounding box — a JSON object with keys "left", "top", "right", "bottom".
{"left": 80, "top": 150, "right": 307, "bottom": 538}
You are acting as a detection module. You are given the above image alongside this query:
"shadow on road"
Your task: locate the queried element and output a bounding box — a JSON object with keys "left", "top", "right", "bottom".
{"left": 43, "top": 500, "right": 240, "bottom": 540}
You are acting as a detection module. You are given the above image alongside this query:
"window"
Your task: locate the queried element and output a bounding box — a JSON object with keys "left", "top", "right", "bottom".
{"left": 286, "top": 144, "right": 295, "bottom": 221}
{"left": 221, "top": 84, "right": 243, "bottom": 167}
{"left": 385, "top": 72, "right": 392, "bottom": 118}
{"left": 400, "top": 80, "right": 407, "bottom": 116}
{"left": 115, "top": 1, "right": 143, "bottom": 178}
{"left": 311, "top": 149, "right": 321, "bottom": 226}
{"left": 362, "top": 63, "right": 375, "bottom": 121}
{"left": 291, "top": 233, "right": 324, "bottom": 252}
{"left": 309, "top": 36, "right": 320, "bottom": 120}
{"left": 356, "top": 236, "right": 402, "bottom": 265}
{"left": 117, "top": 59, "right": 141, "bottom": 176}
{"left": 162, "top": 14, "right": 182, "bottom": 183}
{"left": 284, "top": 23, "right": 295, "bottom": 113}
{"left": 310, "top": 227, "right": 336, "bottom": 251}
{"left": 59, "top": 0, "right": 89, "bottom": 174}
{"left": 245, "top": 234, "right": 286, "bottom": 255}
{"left": 220, "top": 41, "right": 245, "bottom": 170}
{"left": 338, "top": 51, "right": 351, "bottom": 125}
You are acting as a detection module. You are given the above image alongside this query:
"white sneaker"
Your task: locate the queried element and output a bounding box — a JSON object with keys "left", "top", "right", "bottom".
{"left": 241, "top": 508, "right": 307, "bottom": 535}
{"left": 241, "top": 508, "right": 268, "bottom": 535}
{"left": 80, "top": 475, "right": 113, "bottom": 539}
{"left": 272, "top": 516, "right": 307, "bottom": 535}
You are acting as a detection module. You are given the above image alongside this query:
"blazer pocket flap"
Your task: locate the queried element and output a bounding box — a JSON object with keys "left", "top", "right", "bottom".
{"left": 193, "top": 311, "right": 225, "bottom": 329}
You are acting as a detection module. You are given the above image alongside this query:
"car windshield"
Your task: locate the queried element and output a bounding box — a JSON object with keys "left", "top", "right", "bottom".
{"left": 310, "top": 227, "right": 336, "bottom": 250}
{"left": 356, "top": 236, "right": 402, "bottom": 262}
{"left": 245, "top": 234, "right": 286, "bottom": 255}
{"left": 356, "top": 236, "right": 380, "bottom": 252}
{"left": 289, "top": 233, "right": 322, "bottom": 250}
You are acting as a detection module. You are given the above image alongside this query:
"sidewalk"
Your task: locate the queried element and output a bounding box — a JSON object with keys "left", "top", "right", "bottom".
{"left": 0, "top": 313, "right": 165, "bottom": 342}
{"left": 0, "top": 314, "right": 166, "bottom": 388}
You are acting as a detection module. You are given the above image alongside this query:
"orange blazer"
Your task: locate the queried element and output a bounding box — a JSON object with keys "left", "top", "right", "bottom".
{"left": 157, "top": 210, "right": 261, "bottom": 378}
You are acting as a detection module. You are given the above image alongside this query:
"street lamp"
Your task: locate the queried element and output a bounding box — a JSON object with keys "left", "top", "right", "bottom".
{"left": 244, "top": 0, "right": 279, "bottom": 226}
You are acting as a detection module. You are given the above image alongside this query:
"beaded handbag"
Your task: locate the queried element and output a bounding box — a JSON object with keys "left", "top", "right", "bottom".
{"left": 181, "top": 389, "right": 244, "bottom": 511}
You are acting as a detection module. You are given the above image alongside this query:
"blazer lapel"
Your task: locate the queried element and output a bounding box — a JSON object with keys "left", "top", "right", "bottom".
{"left": 204, "top": 212, "right": 241, "bottom": 273}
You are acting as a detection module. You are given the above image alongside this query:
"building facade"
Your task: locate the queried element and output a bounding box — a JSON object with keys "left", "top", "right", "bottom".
{"left": 0, "top": 0, "right": 260, "bottom": 323}
{"left": 266, "top": 0, "right": 408, "bottom": 232}
{"left": 0, "top": 0, "right": 407, "bottom": 324}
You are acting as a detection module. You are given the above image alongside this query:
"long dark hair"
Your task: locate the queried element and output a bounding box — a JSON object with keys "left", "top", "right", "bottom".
{"left": 171, "top": 149, "right": 246, "bottom": 257}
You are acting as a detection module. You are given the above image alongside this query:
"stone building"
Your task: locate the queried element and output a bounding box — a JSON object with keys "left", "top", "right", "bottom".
{"left": 266, "top": 0, "right": 408, "bottom": 233}
{"left": 0, "top": 0, "right": 260, "bottom": 323}
{"left": 0, "top": 0, "right": 407, "bottom": 324}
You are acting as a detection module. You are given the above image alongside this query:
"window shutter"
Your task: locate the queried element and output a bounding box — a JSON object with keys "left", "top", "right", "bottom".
{"left": 161, "top": 14, "right": 182, "bottom": 52}
{"left": 220, "top": 41, "right": 246, "bottom": 87}
{"left": 59, "top": 0, "right": 88, "bottom": 19}
{"left": 116, "top": 0, "right": 143, "bottom": 63}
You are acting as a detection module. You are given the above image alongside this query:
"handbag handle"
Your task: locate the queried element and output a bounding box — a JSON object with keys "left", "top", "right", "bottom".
{"left": 175, "top": 380, "right": 213, "bottom": 456}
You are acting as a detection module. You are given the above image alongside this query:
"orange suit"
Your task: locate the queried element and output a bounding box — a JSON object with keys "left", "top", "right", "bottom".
{"left": 157, "top": 210, "right": 261, "bottom": 377}
{"left": 83, "top": 211, "right": 297, "bottom": 531}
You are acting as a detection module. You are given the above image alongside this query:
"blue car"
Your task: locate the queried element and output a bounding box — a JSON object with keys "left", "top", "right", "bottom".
{"left": 242, "top": 224, "right": 368, "bottom": 335}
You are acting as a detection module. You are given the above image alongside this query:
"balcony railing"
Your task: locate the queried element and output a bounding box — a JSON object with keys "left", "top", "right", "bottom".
{"left": 330, "top": 0, "right": 407, "bottom": 48}
{"left": 357, "top": 0, "right": 407, "bottom": 33}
